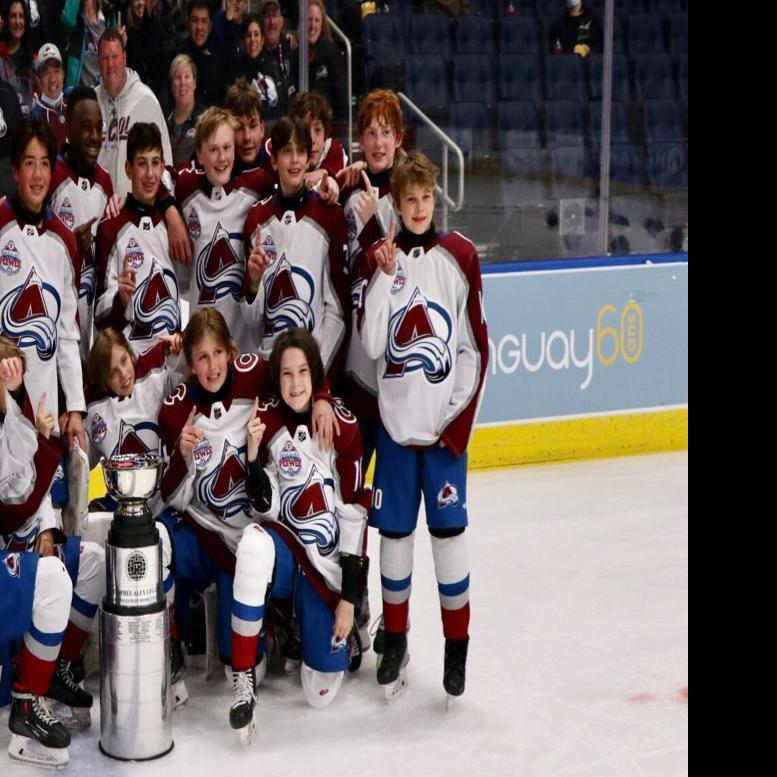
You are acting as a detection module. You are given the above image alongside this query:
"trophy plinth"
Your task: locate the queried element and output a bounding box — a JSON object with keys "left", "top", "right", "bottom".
{"left": 99, "top": 454, "right": 173, "bottom": 761}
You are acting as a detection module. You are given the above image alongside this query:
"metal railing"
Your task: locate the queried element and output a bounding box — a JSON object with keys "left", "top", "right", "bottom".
{"left": 397, "top": 93, "right": 465, "bottom": 232}
{"left": 328, "top": 17, "right": 353, "bottom": 159}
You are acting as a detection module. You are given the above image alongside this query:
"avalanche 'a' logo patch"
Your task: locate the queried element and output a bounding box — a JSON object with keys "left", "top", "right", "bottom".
{"left": 198, "top": 439, "right": 249, "bottom": 519}
{"left": 3, "top": 526, "right": 39, "bottom": 553}
{"left": 0, "top": 240, "right": 21, "bottom": 275}
{"left": 278, "top": 440, "right": 302, "bottom": 478}
{"left": 130, "top": 258, "right": 180, "bottom": 342}
{"left": 111, "top": 419, "right": 157, "bottom": 458}
{"left": 384, "top": 287, "right": 452, "bottom": 384}
{"left": 280, "top": 465, "right": 338, "bottom": 556}
{"left": 437, "top": 482, "right": 460, "bottom": 509}
{"left": 3, "top": 552, "right": 22, "bottom": 577}
{"left": 125, "top": 238, "right": 144, "bottom": 269}
{"left": 57, "top": 197, "right": 75, "bottom": 230}
{"left": 262, "top": 254, "right": 315, "bottom": 338}
{"left": 196, "top": 222, "right": 244, "bottom": 304}
{"left": 0, "top": 268, "right": 60, "bottom": 361}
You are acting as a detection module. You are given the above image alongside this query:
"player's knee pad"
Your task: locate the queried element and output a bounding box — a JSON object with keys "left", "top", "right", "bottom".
{"left": 34, "top": 556, "right": 72, "bottom": 624}
{"left": 429, "top": 526, "right": 465, "bottom": 539}
{"left": 301, "top": 662, "right": 344, "bottom": 709}
{"left": 236, "top": 524, "right": 276, "bottom": 590}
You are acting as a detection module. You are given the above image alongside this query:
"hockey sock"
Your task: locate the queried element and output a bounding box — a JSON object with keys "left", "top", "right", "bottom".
{"left": 232, "top": 525, "right": 275, "bottom": 672}
{"left": 380, "top": 532, "right": 415, "bottom": 634}
{"left": 430, "top": 530, "right": 470, "bottom": 641}
{"left": 15, "top": 557, "right": 71, "bottom": 695}
{"left": 60, "top": 543, "right": 104, "bottom": 661}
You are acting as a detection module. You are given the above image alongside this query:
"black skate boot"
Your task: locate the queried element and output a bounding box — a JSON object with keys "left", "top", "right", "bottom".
{"left": 45, "top": 658, "right": 93, "bottom": 729}
{"left": 443, "top": 637, "right": 469, "bottom": 701}
{"left": 170, "top": 638, "right": 189, "bottom": 709}
{"left": 348, "top": 624, "right": 364, "bottom": 673}
{"left": 8, "top": 690, "right": 71, "bottom": 768}
{"left": 229, "top": 667, "right": 257, "bottom": 747}
{"left": 68, "top": 656, "right": 86, "bottom": 684}
{"left": 377, "top": 632, "right": 409, "bottom": 701}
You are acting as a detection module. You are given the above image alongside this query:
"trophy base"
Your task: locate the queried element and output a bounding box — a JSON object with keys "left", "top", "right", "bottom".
{"left": 99, "top": 740, "right": 174, "bottom": 762}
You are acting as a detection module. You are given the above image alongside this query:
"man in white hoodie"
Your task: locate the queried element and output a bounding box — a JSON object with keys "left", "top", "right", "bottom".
{"left": 95, "top": 29, "right": 173, "bottom": 196}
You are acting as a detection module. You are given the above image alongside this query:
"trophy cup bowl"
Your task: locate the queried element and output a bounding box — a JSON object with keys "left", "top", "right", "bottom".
{"left": 102, "top": 453, "right": 163, "bottom": 504}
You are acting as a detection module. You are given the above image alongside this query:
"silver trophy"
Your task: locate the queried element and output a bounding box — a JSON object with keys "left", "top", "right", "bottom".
{"left": 99, "top": 454, "right": 173, "bottom": 761}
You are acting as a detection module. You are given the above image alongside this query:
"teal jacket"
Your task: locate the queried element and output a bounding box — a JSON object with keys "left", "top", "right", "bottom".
{"left": 61, "top": 0, "right": 119, "bottom": 88}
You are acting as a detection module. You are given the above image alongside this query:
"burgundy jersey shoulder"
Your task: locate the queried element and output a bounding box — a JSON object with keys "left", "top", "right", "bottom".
{"left": 233, "top": 167, "right": 275, "bottom": 200}
{"left": 230, "top": 352, "right": 269, "bottom": 400}
{"left": 135, "top": 342, "right": 168, "bottom": 380}
{"left": 305, "top": 192, "right": 345, "bottom": 234}
{"left": 175, "top": 168, "right": 205, "bottom": 205}
{"left": 436, "top": 229, "right": 480, "bottom": 273}
{"left": 320, "top": 138, "right": 347, "bottom": 176}
{"left": 50, "top": 157, "right": 75, "bottom": 196}
{"left": 0, "top": 201, "right": 16, "bottom": 230}
{"left": 45, "top": 209, "right": 79, "bottom": 259}
{"left": 94, "top": 163, "right": 114, "bottom": 198}
{"left": 245, "top": 196, "right": 276, "bottom": 233}
{"left": 331, "top": 397, "right": 360, "bottom": 455}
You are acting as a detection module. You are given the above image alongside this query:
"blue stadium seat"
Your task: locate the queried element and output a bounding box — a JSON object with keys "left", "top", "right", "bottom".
{"left": 646, "top": 141, "right": 688, "bottom": 190}
{"left": 453, "top": 54, "right": 496, "bottom": 106}
{"left": 499, "top": 54, "right": 542, "bottom": 101}
{"left": 500, "top": 16, "right": 541, "bottom": 54}
{"left": 668, "top": 13, "right": 688, "bottom": 55}
{"left": 455, "top": 16, "right": 494, "bottom": 55}
{"left": 465, "top": 0, "right": 494, "bottom": 15}
{"left": 607, "top": 143, "right": 647, "bottom": 188}
{"left": 549, "top": 146, "right": 594, "bottom": 198}
{"left": 627, "top": 15, "right": 666, "bottom": 54}
{"left": 534, "top": 0, "right": 563, "bottom": 19}
{"left": 545, "top": 54, "right": 586, "bottom": 101}
{"left": 588, "top": 53, "right": 632, "bottom": 102}
{"left": 634, "top": 52, "right": 676, "bottom": 100}
{"left": 501, "top": 147, "right": 547, "bottom": 204}
{"left": 403, "top": 55, "right": 449, "bottom": 113}
{"left": 363, "top": 13, "right": 405, "bottom": 65}
{"left": 587, "top": 101, "right": 631, "bottom": 147}
{"left": 497, "top": 101, "right": 541, "bottom": 149}
{"left": 544, "top": 100, "right": 585, "bottom": 147}
{"left": 648, "top": 0, "right": 686, "bottom": 14}
{"left": 616, "top": 0, "right": 648, "bottom": 16}
{"left": 449, "top": 101, "right": 491, "bottom": 160}
{"left": 642, "top": 99, "right": 684, "bottom": 142}
{"left": 676, "top": 55, "right": 688, "bottom": 100}
{"left": 408, "top": 14, "right": 452, "bottom": 61}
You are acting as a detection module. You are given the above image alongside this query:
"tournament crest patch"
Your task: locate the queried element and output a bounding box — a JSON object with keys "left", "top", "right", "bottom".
{"left": 125, "top": 238, "right": 144, "bottom": 269}
{"left": 262, "top": 234, "right": 278, "bottom": 265}
{"left": 391, "top": 262, "right": 406, "bottom": 295}
{"left": 58, "top": 197, "right": 75, "bottom": 229}
{"left": 0, "top": 240, "right": 21, "bottom": 275}
{"left": 278, "top": 440, "right": 302, "bottom": 478}
{"left": 193, "top": 437, "right": 214, "bottom": 470}
{"left": 187, "top": 208, "right": 202, "bottom": 240}
{"left": 91, "top": 413, "right": 108, "bottom": 444}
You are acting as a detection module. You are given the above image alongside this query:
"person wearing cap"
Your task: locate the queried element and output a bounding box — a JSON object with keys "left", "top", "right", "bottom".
{"left": 257, "top": 0, "right": 297, "bottom": 123}
{"left": 31, "top": 42, "right": 68, "bottom": 151}
{"left": 548, "top": 0, "right": 603, "bottom": 58}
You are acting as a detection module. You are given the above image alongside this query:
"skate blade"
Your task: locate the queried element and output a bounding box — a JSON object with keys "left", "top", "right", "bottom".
{"left": 445, "top": 693, "right": 461, "bottom": 712}
{"left": 47, "top": 701, "right": 91, "bottom": 730}
{"left": 237, "top": 718, "right": 256, "bottom": 748}
{"left": 383, "top": 666, "right": 409, "bottom": 703}
{"left": 173, "top": 678, "right": 189, "bottom": 709}
{"left": 8, "top": 734, "right": 69, "bottom": 769}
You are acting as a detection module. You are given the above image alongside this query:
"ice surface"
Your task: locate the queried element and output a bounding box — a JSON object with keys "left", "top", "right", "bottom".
{"left": 1, "top": 452, "right": 688, "bottom": 777}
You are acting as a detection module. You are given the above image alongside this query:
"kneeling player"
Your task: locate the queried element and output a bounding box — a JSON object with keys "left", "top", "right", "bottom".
{"left": 230, "top": 329, "right": 369, "bottom": 743}
{"left": 358, "top": 152, "right": 489, "bottom": 702}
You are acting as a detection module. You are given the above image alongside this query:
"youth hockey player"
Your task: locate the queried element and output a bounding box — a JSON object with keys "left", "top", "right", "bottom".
{"left": 157, "top": 309, "right": 339, "bottom": 710}
{"left": 94, "top": 122, "right": 183, "bottom": 356}
{"left": 243, "top": 115, "right": 349, "bottom": 382}
{"left": 0, "top": 337, "right": 106, "bottom": 734}
{"left": 229, "top": 328, "right": 369, "bottom": 743}
{"left": 358, "top": 152, "right": 489, "bottom": 703}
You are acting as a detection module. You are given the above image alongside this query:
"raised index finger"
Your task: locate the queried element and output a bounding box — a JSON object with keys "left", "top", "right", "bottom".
{"left": 387, "top": 220, "right": 397, "bottom": 245}
{"left": 360, "top": 170, "right": 372, "bottom": 193}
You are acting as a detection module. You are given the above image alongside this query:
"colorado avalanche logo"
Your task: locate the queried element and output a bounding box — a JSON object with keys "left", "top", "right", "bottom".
{"left": 91, "top": 413, "right": 107, "bottom": 444}
{"left": 0, "top": 240, "right": 21, "bottom": 275}
{"left": 196, "top": 222, "right": 244, "bottom": 304}
{"left": 385, "top": 287, "right": 452, "bottom": 384}
{"left": 391, "top": 262, "right": 406, "bottom": 295}
{"left": 193, "top": 436, "right": 213, "bottom": 470}
{"left": 125, "top": 238, "right": 144, "bottom": 270}
{"left": 198, "top": 440, "right": 249, "bottom": 519}
{"left": 262, "top": 254, "right": 315, "bottom": 338}
{"left": 437, "top": 482, "right": 460, "bottom": 509}
{"left": 111, "top": 419, "right": 157, "bottom": 457}
{"left": 3, "top": 527, "right": 39, "bottom": 553}
{"left": 80, "top": 260, "right": 96, "bottom": 306}
{"left": 278, "top": 440, "right": 302, "bottom": 478}
{"left": 130, "top": 258, "right": 180, "bottom": 342}
{"left": 3, "top": 552, "right": 22, "bottom": 578}
{"left": 262, "top": 234, "right": 277, "bottom": 265}
{"left": 187, "top": 207, "right": 201, "bottom": 240}
{"left": 0, "top": 268, "right": 60, "bottom": 361}
{"left": 280, "top": 465, "right": 338, "bottom": 556}
{"left": 57, "top": 197, "right": 75, "bottom": 230}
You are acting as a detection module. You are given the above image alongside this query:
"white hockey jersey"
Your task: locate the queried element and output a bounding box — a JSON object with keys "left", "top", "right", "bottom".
{"left": 0, "top": 201, "right": 85, "bottom": 426}
{"left": 360, "top": 228, "right": 489, "bottom": 458}
{"left": 175, "top": 167, "right": 275, "bottom": 355}
{"left": 94, "top": 196, "right": 181, "bottom": 357}
{"left": 243, "top": 189, "right": 349, "bottom": 380}
{"left": 254, "top": 397, "right": 369, "bottom": 595}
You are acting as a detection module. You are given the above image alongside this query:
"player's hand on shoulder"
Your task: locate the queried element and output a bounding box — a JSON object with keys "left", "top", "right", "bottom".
{"left": 336, "top": 160, "right": 367, "bottom": 190}
{"left": 105, "top": 193, "right": 126, "bottom": 220}
{"left": 353, "top": 170, "right": 379, "bottom": 225}
{"left": 159, "top": 332, "right": 183, "bottom": 357}
{"left": 312, "top": 398, "right": 340, "bottom": 453}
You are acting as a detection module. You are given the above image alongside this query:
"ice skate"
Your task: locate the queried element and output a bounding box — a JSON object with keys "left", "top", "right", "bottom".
{"left": 377, "top": 632, "right": 409, "bottom": 702}
{"left": 45, "top": 658, "right": 93, "bottom": 729}
{"left": 170, "top": 639, "right": 189, "bottom": 709}
{"left": 229, "top": 666, "right": 257, "bottom": 748}
{"left": 372, "top": 615, "right": 410, "bottom": 670}
{"left": 8, "top": 691, "right": 70, "bottom": 769}
{"left": 348, "top": 624, "right": 364, "bottom": 673}
{"left": 443, "top": 637, "right": 469, "bottom": 709}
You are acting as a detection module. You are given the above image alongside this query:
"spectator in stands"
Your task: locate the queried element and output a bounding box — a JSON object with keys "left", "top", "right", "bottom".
{"left": 227, "top": 13, "right": 278, "bottom": 112}
{"left": 258, "top": 0, "right": 297, "bottom": 122}
{"left": 0, "top": 74, "right": 23, "bottom": 192}
{"left": 548, "top": 0, "right": 603, "bottom": 58}
{"left": 0, "top": 0, "right": 35, "bottom": 116}
{"left": 210, "top": 0, "right": 246, "bottom": 61}
{"left": 61, "top": 0, "right": 121, "bottom": 89}
{"left": 166, "top": 53, "right": 202, "bottom": 165}
{"left": 307, "top": 0, "right": 347, "bottom": 124}
{"left": 143, "top": 0, "right": 188, "bottom": 99}
{"left": 31, "top": 42, "right": 68, "bottom": 151}
{"left": 176, "top": 0, "right": 224, "bottom": 109}
{"left": 123, "top": 0, "right": 155, "bottom": 86}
